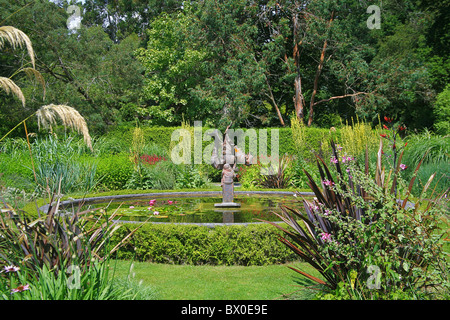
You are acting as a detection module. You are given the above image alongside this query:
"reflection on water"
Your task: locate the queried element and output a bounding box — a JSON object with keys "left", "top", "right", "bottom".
{"left": 79, "top": 194, "right": 305, "bottom": 224}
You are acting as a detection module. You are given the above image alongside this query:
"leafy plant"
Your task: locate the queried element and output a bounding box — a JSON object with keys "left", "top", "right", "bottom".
{"left": 263, "top": 136, "right": 449, "bottom": 299}
{"left": 175, "top": 165, "right": 210, "bottom": 189}
{"left": 257, "top": 155, "right": 294, "bottom": 189}
{"left": 0, "top": 189, "right": 144, "bottom": 276}
{"left": 124, "top": 160, "right": 180, "bottom": 190}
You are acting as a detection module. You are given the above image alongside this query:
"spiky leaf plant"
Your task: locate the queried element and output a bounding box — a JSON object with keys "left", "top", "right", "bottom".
{"left": 0, "top": 187, "right": 145, "bottom": 275}
{"left": 263, "top": 139, "right": 449, "bottom": 299}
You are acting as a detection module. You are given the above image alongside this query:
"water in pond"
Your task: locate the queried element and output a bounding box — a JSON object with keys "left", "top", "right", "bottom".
{"left": 80, "top": 193, "right": 305, "bottom": 224}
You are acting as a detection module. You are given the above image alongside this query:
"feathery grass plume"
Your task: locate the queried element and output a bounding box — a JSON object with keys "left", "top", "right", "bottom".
{"left": 36, "top": 104, "right": 93, "bottom": 151}
{"left": 0, "top": 26, "right": 35, "bottom": 68}
{"left": 0, "top": 76, "right": 25, "bottom": 106}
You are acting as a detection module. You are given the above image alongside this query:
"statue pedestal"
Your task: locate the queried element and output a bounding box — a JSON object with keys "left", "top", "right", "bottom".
{"left": 214, "top": 202, "right": 241, "bottom": 208}
{"left": 215, "top": 181, "right": 241, "bottom": 208}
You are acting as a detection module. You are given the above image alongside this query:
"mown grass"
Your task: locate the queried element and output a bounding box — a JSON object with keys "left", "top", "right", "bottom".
{"left": 111, "top": 260, "right": 321, "bottom": 300}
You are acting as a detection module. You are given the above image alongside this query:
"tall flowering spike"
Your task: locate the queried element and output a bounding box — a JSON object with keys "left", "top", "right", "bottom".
{"left": 384, "top": 116, "right": 393, "bottom": 123}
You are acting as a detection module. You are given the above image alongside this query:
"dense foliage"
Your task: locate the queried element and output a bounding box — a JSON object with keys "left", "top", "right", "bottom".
{"left": 111, "top": 222, "right": 298, "bottom": 266}
{"left": 0, "top": 0, "right": 448, "bottom": 135}
{"left": 266, "top": 137, "right": 449, "bottom": 299}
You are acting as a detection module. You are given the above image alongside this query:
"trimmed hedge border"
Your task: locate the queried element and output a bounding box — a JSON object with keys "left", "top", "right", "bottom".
{"left": 41, "top": 191, "right": 312, "bottom": 266}
{"left": 110, "top": 222, "right": 299, "bottom": 266}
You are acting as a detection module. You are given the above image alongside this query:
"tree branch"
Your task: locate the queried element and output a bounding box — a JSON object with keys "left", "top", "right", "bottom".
{"left": 312, "top": 92, "right": 369, "bottom": 107}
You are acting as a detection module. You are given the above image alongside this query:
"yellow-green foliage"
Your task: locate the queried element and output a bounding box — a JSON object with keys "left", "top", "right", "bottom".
{"left": 290, "top": 115, "right": 307, "bottom": 155}
{"left": 338, "top": 117, "right": 380, "bottom": 157}
{"left": 130, "top": 127, "right": 145, "bottom": 168}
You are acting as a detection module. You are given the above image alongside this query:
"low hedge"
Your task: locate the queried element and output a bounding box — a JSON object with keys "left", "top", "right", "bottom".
{"left": 110, "top": 222, "right": 298, "bottom": 266}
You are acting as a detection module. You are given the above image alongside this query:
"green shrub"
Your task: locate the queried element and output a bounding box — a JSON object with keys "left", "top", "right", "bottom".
{"left": 433, "top": 84, "right": 450, "bottom": 135}
{"left": 95, "top": 153, "right": 134, "bottom": 190}
{"left": 110, "top": 223, "right": 298, "bottom": 266}
{"left": 175, "top": 165, "right": 210, "bottom": 189}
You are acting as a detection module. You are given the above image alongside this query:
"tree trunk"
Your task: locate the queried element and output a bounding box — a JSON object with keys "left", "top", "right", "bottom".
{"left": 292, "top": 13, "right": 305, "bottom": 122}
{"left": 307, "top": 11, "right": 335, "bottom": 127}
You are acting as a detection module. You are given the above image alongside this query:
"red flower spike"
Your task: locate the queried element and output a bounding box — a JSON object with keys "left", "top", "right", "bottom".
{"left": 383, "top": 124, "right": 389, "bottom": 129}
{"left": 380, "top": 134, "right": 387, "bottom": 138}
{"left": 384, "top": 116, "right": 393, "bottom": 123}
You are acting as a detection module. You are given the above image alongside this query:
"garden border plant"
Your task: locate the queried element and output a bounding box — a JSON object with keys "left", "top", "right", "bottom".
{"left": 0, "top": 181, "right": 149, "bottom": 300}
{"left": 262, "top": 118, "right": 449, "bottom": 299}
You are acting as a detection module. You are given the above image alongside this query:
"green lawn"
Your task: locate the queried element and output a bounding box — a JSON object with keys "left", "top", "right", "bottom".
{"left": 110, "top": 260, "right": 321, "bottom": 300}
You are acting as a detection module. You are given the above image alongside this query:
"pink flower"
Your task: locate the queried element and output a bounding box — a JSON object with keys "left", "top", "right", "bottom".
{"left": 323, "top": 179, "right": 334, "bottom": 186}
{"left": 153, "top": 211, "right": 159, "bottom": 215}
{"left": 400, "top": 164, "right": 407, "bottom": 170}
{"left": 129, "top": 206, "right": 135, "bottom": 209}
{"left": 11, "top": 284, "right": 30, "bottom": 293}
{"left": 320, "top": 233, "right": 332, "bottom": 243}
{"left": 330, "top": 156, "right": 338, "bottom": 164}
{"left": 149, "top": 199, "right": 156, "bottom": 206}
{"left": 342, "top": 156, "right": 354, "bottom": 163}
{"left": 168, "top": 200, "right": 173, "bottom": 205}
{"left": 2, "top": 265, "right": 19, "bottom": 273}
{"left": 324, "top": 209, "right": 331, "bottom": 216}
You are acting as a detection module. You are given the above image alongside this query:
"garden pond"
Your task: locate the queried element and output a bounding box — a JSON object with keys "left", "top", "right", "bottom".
{"left": 60, "top": 191, "right": 313, "bottom": 224}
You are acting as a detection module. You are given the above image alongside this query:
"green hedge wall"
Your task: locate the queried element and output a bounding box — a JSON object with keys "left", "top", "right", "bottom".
{"left": 110, "top": 222, "right": 298, "bottom": 266}
{"left": 104, "top": 126, "right": 334, "bottom": 159}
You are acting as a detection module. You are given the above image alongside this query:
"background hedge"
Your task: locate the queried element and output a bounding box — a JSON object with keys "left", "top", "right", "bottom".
{"left": 103, "top": 126, "right": 335, "bottom": 159}
{"left": 110, "top": 222, "right": 298, "bottom": 266}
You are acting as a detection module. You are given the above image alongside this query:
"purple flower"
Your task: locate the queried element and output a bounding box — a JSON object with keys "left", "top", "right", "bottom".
{"left": 323, "top": 179, "right": 334, "bottom": 186}
{"left": 330, "top": 156, "right": 338, "bottom": 164}
{"left": 324, "top": 209, "right": 331, "bottom": 216}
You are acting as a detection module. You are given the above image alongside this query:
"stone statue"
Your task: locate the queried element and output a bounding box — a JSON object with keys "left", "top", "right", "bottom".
{"left": 209, "top": 123, "right": 253, "bottom": 207}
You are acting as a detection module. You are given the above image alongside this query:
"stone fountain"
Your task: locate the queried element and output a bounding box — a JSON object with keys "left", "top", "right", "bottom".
{"left": 209, "top": 124, "right": 253, "bottom": 208}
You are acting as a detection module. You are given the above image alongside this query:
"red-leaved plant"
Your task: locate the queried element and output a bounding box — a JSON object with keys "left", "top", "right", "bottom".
{"left": 262, "top": 132, "right": 449, "bottom": 299}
